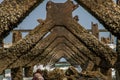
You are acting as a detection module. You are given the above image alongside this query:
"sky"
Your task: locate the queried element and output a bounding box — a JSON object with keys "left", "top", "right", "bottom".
{"left": 0, "top": 0, "right": 3, "bottom": 3}
{"left": 0, "top": 0, "right": 116, "bottom": 43}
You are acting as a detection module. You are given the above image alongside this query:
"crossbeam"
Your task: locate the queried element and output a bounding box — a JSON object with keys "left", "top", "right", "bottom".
{"left": 12, "top": 29, "right": 108, "bottom": 32}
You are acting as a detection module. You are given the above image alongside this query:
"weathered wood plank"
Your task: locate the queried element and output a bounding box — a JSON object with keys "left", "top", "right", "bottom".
{"left": 37, "top": 37, "right": 88, "bottom": 65}
{"left": 24, "top": 66, "right": 33, "bottom": 77}
{"left": 0, "top": 20, "right": 54, "bottom": 73}
{"left": 8, "top": 27, "right": 99, "bottom": 68}
{"left": 47, "top": 50, "right": 79, "bottom": 66}
{"left": 115, "top": 38, "right": 120, "bottom": 80}
{"left": 12, "top": 31, "right": 22, "bottom": 43}
{"left": 40, "top": 44, "right": 83, "bottom": 66}
{"left": 40, "top": 43, "right": 85, "bottom": 66}
{"left": 58, "top": 27, "right": 100, "bottom": 64}
{"left": 11, "top": 67, "right": 23, "bottom": 80}
{"left": 12, "top": 29, "right": 108, "bottom": 32}
{"left": 91, "top": 22, "right": 99, "bottom": 39}
{"left": 64, "top": 19, "right": 117, "bottom": 66}
{"left": 76, "top": 0, "right": 120, "bottom": 38}
{"left": 11, "top": 31, "right": 23, "bottom": 80}
{"left": 7, "top": 29, "right": 61, "bottom": 68}
{"left": 46, "top": 50, "right": 79, "bottom": 66}
{"left": 0, "top": 0, "right": 44, "bottom": 38}
{"left": 26, "top": 38, "right": 84, "bottom": 66}
{"left": 8, "top": 27, "right": 101, "bottom": 68}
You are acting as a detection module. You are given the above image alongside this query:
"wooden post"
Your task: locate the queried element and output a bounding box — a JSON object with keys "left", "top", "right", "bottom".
{"left": 11, "top": 31, "right": 23, "bottom": 80}
{"left": 115, "top": 38, "right": 120, "bottom": 80}
{"left": 91, "top": 22, "right": 100, "bottom": 72}
{"left": 0, "top": 36, "right": 4, "bottom": 48}
{"left": 91, "top": 22, "right": 99, "bottom": 39}
{"left": 11, "top": 67, "right": 23, "bottom": 80}
{"left": 100, "top": 68, "right": 112, "bottom": 80}
{"left": 0, "top": 36, "right": 4, "bottom": 77}
{"left": 107, "top": 68, "right": 112, "bottom": 80}
{"left": 12, "top": 31, "right": 22, "bottom": 43}
{"left": 85, "top": 61, "right": 94, "bottom": 71}
{"left": 99, "top": 37, "right": 112, "bottom": 80}
{"left": 117, "top": 0, "right": 120, "bottom": 5}
{"left": 24, "top": 66, "right": 33, "bottom": 77}
{"left": 91, "top": 23, "right": 112, "bottom": 79}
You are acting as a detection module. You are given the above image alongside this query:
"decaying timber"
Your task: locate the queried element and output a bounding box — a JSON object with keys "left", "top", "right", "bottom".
{"left": 45, "top": 0, "right": 117, "bottom": 66}
{"left": 91, "top": 22, "right": 99, "bottom": 39}
{"left": 1, "top": 0, "right": 120, "bottom": 38}
{"left": 64, "top": 19, "right": 117, "bottom": 67}
{"left": 47, "top": 68, "right": 65, "bottom": 80}
{"left": 41, "top": 43, "right": 84, "bottom": 66}
{"left": 81, "top": 69, "right": 112, "bottom": 80}
{"left": 115, "top": 38, "right": 120, "bottom": 80}
{"left": 0, "top": 0, "right": 44, "bottom": 38}
{"left": 0, "top": 20, "right": 55, "bottom": 73}
{"left": 0, "top": 0, "right": 116, "bottom": 70}
{"left": 75, "top": 0, "right": 120, "bottom": 38}
{"left": 12, "top": 31, "right": 22, "bottom": 43}
{"left": 26, "top": 27, "right": 100, "bottom": 67}
{"left": 11, "top": 31, "right": 22, "bottom": 80}
{"left": 41, "top": 66, "right": 110, "bottom": 80}
{"left": 101, "top": 37, "right": 111, "bottom": 44}
{"left": 0, "top": 0, "right": 118, "bottom": 79}
{"left": 24, "top": 66, "right": 33, "bottom": 77}
{"left": 0, "top": 36, "right": 3, "bottom": 47}
{"left": 8, "top": 27, "right": 100, "bottom": 68}
{"left": 11, "top": 67, "right": 23, "bottom": 80}
{"left": 27, "top": 38, "right": 84, "bottom": 66}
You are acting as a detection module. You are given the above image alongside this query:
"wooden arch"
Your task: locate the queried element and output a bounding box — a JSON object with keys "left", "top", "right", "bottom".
{"left": 0, "top": 0, "right": 119, "bottom": 80}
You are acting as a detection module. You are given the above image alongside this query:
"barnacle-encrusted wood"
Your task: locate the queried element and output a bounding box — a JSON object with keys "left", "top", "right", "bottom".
{"left": 1, "top": 0, "right": 120, "bottom": 38}
{"left": 46, "top": 0, "right": 78, "bottom": 25}
{"left": 0, "top": 0, "right": 44, "bottom": 38}
{"left": 0, "top": 36, "right": 3, "bottom": 47}
{"left": 91, "top": 22, "right": 99, "bottom": 39}
{"left": 115, "top": 38, "right": 120, "bottom": 79}
{"left": 0, "top": 20, "right": 55, "bottom": 73}
{"left": 24, "top": 66, "right": 33, "bottom": 77}
{"left": 45, "top": 0, "right": 117, "bottom": 67}
{"left": 8, "top": 27, "right": 100, "bottom": 68}
{"left": 11, "top": 31, "right": 22, "bottom": 80}
{"left": 11, "top": 67, "right": 23, "bottom": 80}
{"left": 64, "top": 19, "right": 117, "bottom": 67}
{"left": 46, "top": 48, "right": 80, "bottom": 66}
{"left": 75, "top": 0, "right": 120, "bottom": 38}
{"left": 12, "top": 31, "right": 22, "bottom": 43}
{"left": 41, "top": 44, "right": 82, "bottom": 66}
{"left": 33, "top": 42, "right": 85, "bottom": 66}
{"left": 26, "top": 27, "right": 100, "bottom": 67}
{"left": 0, "top": 0, "right": 118, "bottom": 77}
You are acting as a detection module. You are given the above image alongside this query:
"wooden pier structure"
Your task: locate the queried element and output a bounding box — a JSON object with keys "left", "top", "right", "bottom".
{"left": 0, "top": 0, "right": 120, "bottom": 80}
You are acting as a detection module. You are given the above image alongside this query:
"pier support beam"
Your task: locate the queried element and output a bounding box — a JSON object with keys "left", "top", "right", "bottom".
{"left": 11, "top": 67, "right": 23, "bottom": 80}
{"left": 24, "top": 66, "right": 33, "bottom": 77}
{"left": 115, "top": 38, "right": 120, "bottom": 80}
{"left": 11, "top": 31, "right": 23, "bottom": 80}
{"left": 91, "top": 22, "right": 99, "bottom": 39}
